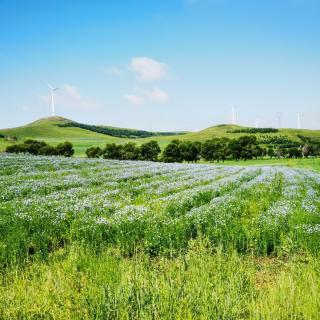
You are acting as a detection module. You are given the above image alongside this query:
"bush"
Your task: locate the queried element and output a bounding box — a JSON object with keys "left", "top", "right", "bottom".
{"left": 86, "top": 147, "right": 102, "bottom": 158}
{"left": 103, "top": 143, "right": 123, "bottom": 160}
{"left": 56, "top": 142, "right": 74, "bottom": 157}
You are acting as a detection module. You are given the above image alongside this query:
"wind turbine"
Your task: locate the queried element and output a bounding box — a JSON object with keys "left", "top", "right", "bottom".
{"left": 276, "top": 112, "right": 282, "bottom": 129}
{"left": 47, "top": 83, "right": 59, "bottom": 117}
{"left": 297, "top": 112, "right": 301, "bottom": 129}
{"left": 232, "top": 107, "right": 237, "bottom": 125}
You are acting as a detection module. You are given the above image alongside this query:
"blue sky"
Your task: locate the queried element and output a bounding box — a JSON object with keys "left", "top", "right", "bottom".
{"left": 0, "top": 0, "right": 320, "bottom": 130}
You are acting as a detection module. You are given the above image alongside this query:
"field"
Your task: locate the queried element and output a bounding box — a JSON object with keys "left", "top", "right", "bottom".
{"left": 0, "top": 154, "right": 320, "bottom": 319}
{"left": 1, "top": 116, "right": 320, "bottom": 156}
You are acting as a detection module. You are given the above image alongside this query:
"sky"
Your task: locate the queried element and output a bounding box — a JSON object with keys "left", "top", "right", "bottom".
{"left": 0, "top": 0, "right": 320, "bottom": 131}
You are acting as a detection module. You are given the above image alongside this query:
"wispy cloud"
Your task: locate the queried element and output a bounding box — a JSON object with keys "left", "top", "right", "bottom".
{"left": 130, "top": 57, "right": 168, "bottom": 82}
{"left": 103, "top": 66, "right": 124, "bottom": 76}
{"left": 124, "top": 86, "right": 169, "bottom": 106}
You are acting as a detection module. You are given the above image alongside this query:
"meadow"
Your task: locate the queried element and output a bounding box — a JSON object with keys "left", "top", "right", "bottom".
{"left": 0, "top": 154, "right": 320, "bottom": 319}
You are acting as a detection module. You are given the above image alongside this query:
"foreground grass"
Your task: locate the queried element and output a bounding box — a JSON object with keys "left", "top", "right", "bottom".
{"left": 1, "top": 240, "right": 319, "bottom": 319}
{"left": 1, "top": 155, "right": 320, "bottom": 319}
{"left": 215, "top": 157, "right": 320, "bottom": 172}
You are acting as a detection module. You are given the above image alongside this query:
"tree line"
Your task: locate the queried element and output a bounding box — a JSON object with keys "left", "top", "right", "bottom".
{"left": 4, "top": 135, "right": 319, "bottom": 162}
{"left": 58, "top": 122, "right": 185, "bottom": 139}
{"left": 6, "top": 140, "right": 74, "bottom": 157}
{"left": 87, "top": 135, "right": 320, "bottom": 163}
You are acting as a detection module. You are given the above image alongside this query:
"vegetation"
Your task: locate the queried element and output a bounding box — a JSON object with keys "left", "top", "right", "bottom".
{"left": 102, "top": 141, "right": 161, "bottom": 161}
{"left": 0, "top": 154, "right": 320, "bottom": 318}
{"left": 5, "top": 139, "right": 74, "bottom": 157}
{"left": 1, "top": 117, "right": 320, "bottom": 156}
{"left": 227, "top": 127, "right": 279, "bottom": 134}
{"left": 89, "top": 135, "right": 319, "bottom": 164}
{"left": 58, "top": 121, "right": 186, "bottom": 138}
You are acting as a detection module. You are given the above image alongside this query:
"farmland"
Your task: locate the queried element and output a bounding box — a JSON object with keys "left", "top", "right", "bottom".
{"left": 0, "top": 154, "right": 320, "bottom": 318}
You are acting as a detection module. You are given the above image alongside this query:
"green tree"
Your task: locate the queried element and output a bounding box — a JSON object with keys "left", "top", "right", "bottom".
{"left": 140, "top": 141, "right": 161, "bottom": 161}
{"left": 38, "top": 145, "right": 57, "bottom": 156}
{"left": 180, "top": 141, "right": 201, "bottom": 163}
{"left": 86, "top": 147, "right": 102, "bottom": 158}
{"left": 56, "top": 141, "right": 74, "bottom": 157}
{"left": 162, "top": 140, "right": 183, "bottom": 163}
{"left": 267, "top": 147, "right": 275, "bottom": 159}
{"left": 103, "top": 143, "right": 123, "bottom": 160}
{"left": 121, "top": 143, "right": 141, "bottom": 160}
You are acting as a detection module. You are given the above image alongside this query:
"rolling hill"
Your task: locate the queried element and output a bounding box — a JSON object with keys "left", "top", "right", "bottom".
{"left": 1, "top": 116, "right": 320, "bottom": 156}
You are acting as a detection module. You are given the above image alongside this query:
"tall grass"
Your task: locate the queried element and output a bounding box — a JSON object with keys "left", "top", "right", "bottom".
{"left": 0, "top": 154, "right": 320, "bottom": 318}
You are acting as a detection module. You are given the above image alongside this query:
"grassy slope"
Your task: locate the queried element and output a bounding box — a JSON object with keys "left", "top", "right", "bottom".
{"left": 1, "top": 117, "right": 320, "bottom": 156}
{"left": 216, "top": 157, "right": 320, "bottom": 172}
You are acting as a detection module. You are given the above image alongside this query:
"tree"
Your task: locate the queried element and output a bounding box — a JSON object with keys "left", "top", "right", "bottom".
{"left": 232, "top": 136, "right": 258, "bottom": 161}
{"left": 103, "top": 143, "right": 123, "bottom": 160}
{"left": 56, "top": 141, "right": 74, "bottom": 157}
{"left": 38, "top": 145, "right": 57, "bottom": 156}
{"left": 121, "top": 142, "right": 141, "bottom": 160}
{"left": 252, "top": 145, "right": 264, "bottom": 159}
{"left": 267, "top": 147, "right": 275, "bottom": 159}
{"left": 162, "top": 140, "right": 183, "bottom": 163}
{"left": 86, "top": 147, "right": 102, "bottom": 158}
{"left": 140, "top": 140, "right": 161, "bottom": 161}
{"left": 180, "top": 141, "right": 201, "bottom": 163}
{"left": 288, "top": 148, "right": 301, "bottom": 158}
{"left": 302, "top": 144, "right": 313, "bottom": 158}
{"left": 21, "top": 139, "right": 47, "bottom": 155}
{"left": 5, "top": 144, "right": 20, "bottom": 153}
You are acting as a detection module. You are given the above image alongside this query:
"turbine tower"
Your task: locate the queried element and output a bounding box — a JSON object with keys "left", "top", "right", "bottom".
{"left": 276, "top": 112, "right": 282, "bottom": 129}
{"left": 48, "top": 83, "right": 59, "bottom": 117}
{"left": 297, "top": 112, "right": 301, "bottom": 129}
{"left": 232, "top": 107, "right": 237, "bottom": 125}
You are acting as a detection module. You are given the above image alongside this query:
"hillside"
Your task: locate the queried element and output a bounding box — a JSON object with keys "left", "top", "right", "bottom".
{"left": 1, "top": 117, "right": 320, "bottom": 155}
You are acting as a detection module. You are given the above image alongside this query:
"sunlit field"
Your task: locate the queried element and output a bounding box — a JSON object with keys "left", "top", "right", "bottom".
{"left": 1, "top": 154, "right": 320, "bottom": 319}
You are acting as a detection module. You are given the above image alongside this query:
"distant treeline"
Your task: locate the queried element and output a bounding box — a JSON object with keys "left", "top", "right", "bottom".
{"left": 87, "top": 135, "right": 320, "bottom": 163}
{"left": 6, "top": 140, "right": 74, "bottom": 157}
{"left": 0, "top": 134, "right": 17, "bottom": 141}
{"left": 227, "top": 128, "right": 279, "bottom": 134}
{"left": 58, "top": 122, "right": 185, "bottom": 139}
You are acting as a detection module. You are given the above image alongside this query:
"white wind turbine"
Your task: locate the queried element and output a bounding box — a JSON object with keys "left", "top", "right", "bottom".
{"left": 47, "top": 83, "right": 59, "bottom": 117}
{"left": 297, "top": 112, "right": 301, "bottom": 129}
{"left": 232, "top": 106, "right": 237, "bottom": 125}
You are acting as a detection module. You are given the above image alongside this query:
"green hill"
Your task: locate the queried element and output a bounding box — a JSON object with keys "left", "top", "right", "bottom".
{"left": 1, "top": 117, "right": 320, "bottom": 156}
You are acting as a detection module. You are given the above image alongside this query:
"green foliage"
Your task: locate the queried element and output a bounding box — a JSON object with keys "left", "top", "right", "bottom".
{"left": 140, "top": 140, "right": 161, "bottom": 161}
{"left": 86, "top": 146, "right": 102, "bottom": 158}
{"left": 58, "top": 121, "right": 185, "bottom": 139}
{"left": 228, "top": 127, "right": 279, "bottom": 134}
{"left": 180, "top": 141, "right": 201, "bottom": 163}
{"left": 6, "top": 139, "right": 74, "bottom": 157}
{"left": 103, "top": 143, "right": 123, "bottom": 160}
{"left": 121, "top": 142, "right": 141, "bottom": 160}
{"left": 1, "top": 155, "right": 320, "bottom": 318}
{"left": 56, "top": 141, "right": 75, "bottom": 157}
{"left": 162, "top": 139, "right": 183, "bottom": 163}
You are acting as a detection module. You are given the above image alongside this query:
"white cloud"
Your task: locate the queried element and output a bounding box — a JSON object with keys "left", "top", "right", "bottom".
{"left": 130, "top": 57, "right": 168, "bottom": 82}
{"left": 124, "top": 86, "right": 169, "bottom": 106}
{"left": 40, "top": 84, "right": 101, "bottom": 110}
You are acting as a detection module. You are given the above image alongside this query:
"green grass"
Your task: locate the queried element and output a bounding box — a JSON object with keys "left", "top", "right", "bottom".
{"left": 1, "top": 116, "right": 320, "bottom": 156}
{"left": 1, "top": 154, "right": 320, "bottom": 318}
{"left": 214, "top": 157, "right": 320, "bottom": 172}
